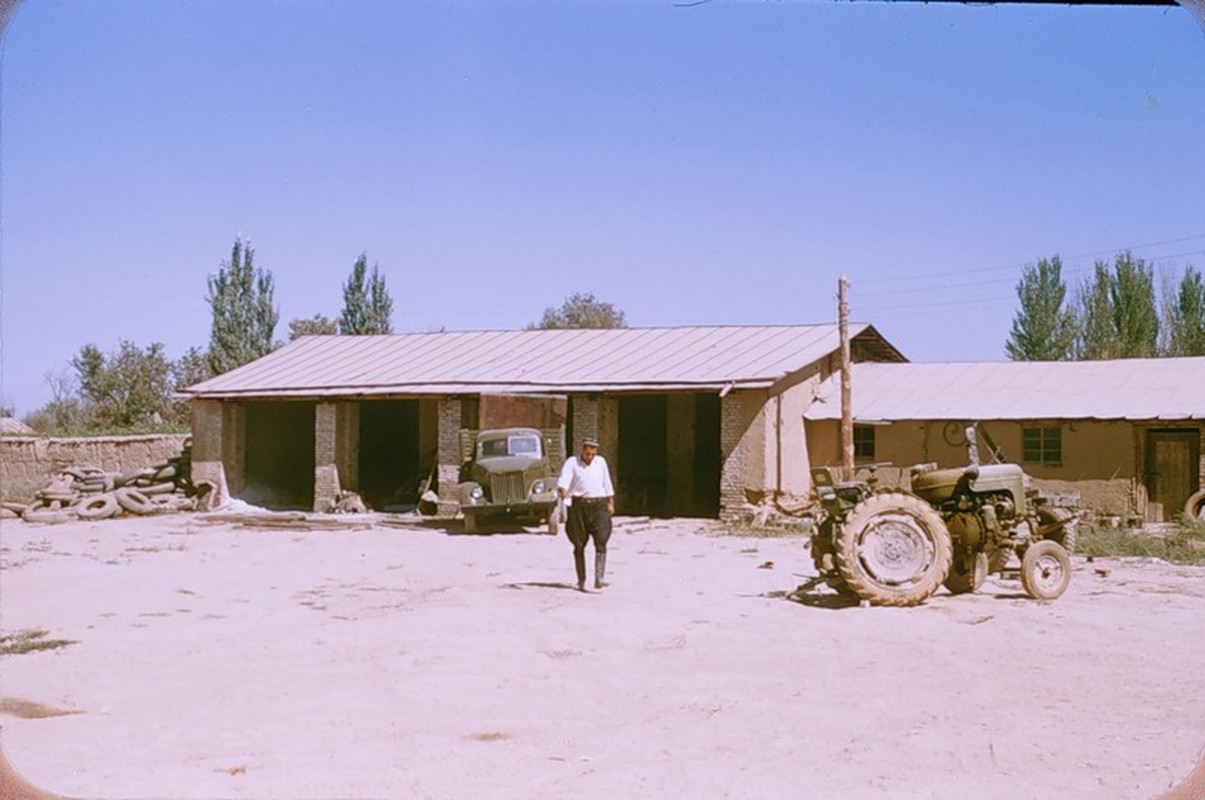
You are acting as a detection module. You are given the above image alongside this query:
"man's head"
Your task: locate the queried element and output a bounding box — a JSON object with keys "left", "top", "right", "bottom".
{"left": 580, "top": 437, "right": 599, "bottom": 464}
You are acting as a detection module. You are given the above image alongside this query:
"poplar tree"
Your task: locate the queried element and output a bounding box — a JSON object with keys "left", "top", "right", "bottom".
{"left": 206, "top": 238, "right": 279, "bottom": 374}
{"left": 1075, "top": 264, "right": 1118, "bottom": 359}
{"left": 1074, "top": 253, "right": 1159, "bottom": 360}
{"left": 339, "top": 253, "right": 394, "bottom": 335}
{"left": 1005, "top": 256, "right": 1077, "bottom": 361}
{"left": 1108, "top": 252, "right": 1159, "bottom": 358}
{"left": 1165, "top": 266, "right": 1205, "bottom": 356}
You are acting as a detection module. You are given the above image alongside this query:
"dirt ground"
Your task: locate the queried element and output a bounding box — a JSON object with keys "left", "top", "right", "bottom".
{"left": 0, "top": 512, "right": 1202, "bottom": 799}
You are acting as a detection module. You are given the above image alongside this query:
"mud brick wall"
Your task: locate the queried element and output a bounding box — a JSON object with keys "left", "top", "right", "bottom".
{"left": 0, "top": 434, "right": 191, "bottom": 495}
{"left": 719, "top": 392, "right": 746, "bottom": 520}
{"left": 436, "top": 397, "right": 463, "bottom": 516}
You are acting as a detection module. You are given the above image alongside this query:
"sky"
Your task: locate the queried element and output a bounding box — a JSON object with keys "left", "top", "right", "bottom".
{"left": 1, "top": 0, "right": 1203, "bottom": 416}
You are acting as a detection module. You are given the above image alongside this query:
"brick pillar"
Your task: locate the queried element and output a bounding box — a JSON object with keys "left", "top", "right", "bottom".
{"left": 190, "top": 399, "right": 229, "bottom": 507}
{"left": 719, "top": 392, "right": 746, "bottom": 521}
{"left": 335, "top": 402, "right": 360, "bottom": 493}
{"left": 571, "top": 396, "right": 599, "bottom": 446}
{"left": 313, "top": 402, "right": 341, "bottom": 512}
{"left": 221, "top": 403, "right": 246, "bottom": 498}
{"left": 436, "top": 397, "right": 463, "bottom": 516}
{"left": 598, "top": 397, "right": 618, "bottom": 469}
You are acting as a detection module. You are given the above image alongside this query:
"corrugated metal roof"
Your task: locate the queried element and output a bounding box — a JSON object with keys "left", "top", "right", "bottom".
{"left": 805, "top": 358, "right": 1205, "bottom": 422}
{"left": 183, "top": 324, "right": 904, "bottom": 399}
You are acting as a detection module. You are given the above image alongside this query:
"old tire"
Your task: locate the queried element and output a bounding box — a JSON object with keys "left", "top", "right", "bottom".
{"left": 21, "top": 508, "right": 71, "bottom": 525}
{"left": 1037, "top": 506, "right": 1078, "bottom": 553}
{"left": 116, "top": 467, "right": 156, "bottom": 487}
{"left": 1020, "top": 539, "right": 1071, "bottom": 601}
{"left": 76, "top": 493, "right": 120, "bottom": 521}
{"left": 1184, "top": 489, "right": 1205, "bottom": 522}
{"left": 944, "top": 551, "right": 988, "bottom": 595}
{"left": 115, "top": 487, "right": 156, "bottom": 516}
{"left": 835, "top": 492, "right": 953, "bottom": 607}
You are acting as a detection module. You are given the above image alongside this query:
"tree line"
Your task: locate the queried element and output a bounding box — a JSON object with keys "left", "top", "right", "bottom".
{"left": 1006, "top": 252, "right": 1205, "bottom": 360}
{"left": 18, "top": 237, "right": 626, "bottom": 435}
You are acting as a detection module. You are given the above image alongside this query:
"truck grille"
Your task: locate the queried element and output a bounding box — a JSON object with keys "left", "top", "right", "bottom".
{"left": 490, "top": 472, "right": 526, "bottom": 505}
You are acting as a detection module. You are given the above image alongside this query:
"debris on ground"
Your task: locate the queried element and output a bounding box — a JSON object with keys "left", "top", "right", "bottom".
{"left": 12, "top": 439, "right": 196, "bottom": 524}
{"left": 325, "top": 490, "right": 368, "bottom": 514}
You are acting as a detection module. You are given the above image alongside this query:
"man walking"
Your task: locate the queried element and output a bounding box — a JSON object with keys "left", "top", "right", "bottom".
{"left": 556, "top": 437, "right": 615, "bottom": 592}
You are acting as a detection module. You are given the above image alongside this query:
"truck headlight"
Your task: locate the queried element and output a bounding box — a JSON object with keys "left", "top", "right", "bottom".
{"left": 531, "top": 480, "right": 547, "bottom": 495}
{"left": 469, "top": 485, "right": 484, "bottom": 501}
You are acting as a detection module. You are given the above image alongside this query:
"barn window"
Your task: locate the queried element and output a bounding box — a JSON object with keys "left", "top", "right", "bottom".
{"left": 853, "top": 425, "right": 875, "bottom": 459}
{"left": 1022, "top": 426, "right": 1062, "bottom": 465}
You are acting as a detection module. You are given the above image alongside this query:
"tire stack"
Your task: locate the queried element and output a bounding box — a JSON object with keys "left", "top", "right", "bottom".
{"left": 3, "top": 440, "right": 197, "bottom": 524}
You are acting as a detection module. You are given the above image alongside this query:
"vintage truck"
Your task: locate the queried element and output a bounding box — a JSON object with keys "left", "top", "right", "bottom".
{"left": 457, "top": 427, "right": 562, "bottom": 535}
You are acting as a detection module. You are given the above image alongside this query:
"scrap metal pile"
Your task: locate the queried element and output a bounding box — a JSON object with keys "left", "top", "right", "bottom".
{"left": 3, "top": 440, "right": 196, "bottom": 523}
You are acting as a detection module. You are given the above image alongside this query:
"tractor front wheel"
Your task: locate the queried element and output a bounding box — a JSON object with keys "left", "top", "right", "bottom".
{"left": 1020, "top": 539, "right": 1071, "bottom": 601}
{"left": 835, "top": 492, "right": 953, "bottom": 607}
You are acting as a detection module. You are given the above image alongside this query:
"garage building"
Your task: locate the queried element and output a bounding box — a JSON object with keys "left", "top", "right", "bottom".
{"left": 182, "top": 324, "right": 904, "bottom": 518}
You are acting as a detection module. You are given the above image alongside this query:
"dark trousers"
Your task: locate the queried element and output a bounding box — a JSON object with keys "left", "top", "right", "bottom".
{"left": 566, "top": 500, "right": 612, "bottom": 585}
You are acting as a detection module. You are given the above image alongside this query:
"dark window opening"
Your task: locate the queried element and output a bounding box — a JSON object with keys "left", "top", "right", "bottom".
{"left": 1022, "top": 426, "right": 1062, "bottom": 465}
{"left": 853, "top": 425, "right": 875, "bottom": 459}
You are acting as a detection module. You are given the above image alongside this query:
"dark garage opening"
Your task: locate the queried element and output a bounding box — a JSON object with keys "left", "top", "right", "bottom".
{"left": 359, "top": 400, "right": 422, "bottom": 510}
{"left": 244, "top": 401, "right": 315, "bottom": 510}
{"left": 618, "top": 393, "right": 720, "bottom": 517}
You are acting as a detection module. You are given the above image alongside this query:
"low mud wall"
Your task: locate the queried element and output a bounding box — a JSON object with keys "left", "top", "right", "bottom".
{"left": 0, "top": 434, "right": 190, "bottom": 496}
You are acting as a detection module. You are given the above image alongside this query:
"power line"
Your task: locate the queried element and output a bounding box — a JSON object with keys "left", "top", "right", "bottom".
{"left": 864, "top": 233, "right": 1205, "bottom": 286}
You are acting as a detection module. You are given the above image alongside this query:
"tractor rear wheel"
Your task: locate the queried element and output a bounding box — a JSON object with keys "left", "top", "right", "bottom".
{"left": 1037, "top": 506, "right": 1078, "bottom": 553}
{"left": 1020, "top": 539, "right": 1071, "bottom": 600}
{"left": 944, "top": 551, "right": 988, "bottom": 595}
{"left": 835, "top": 492, "right": 953, "bottom": 607}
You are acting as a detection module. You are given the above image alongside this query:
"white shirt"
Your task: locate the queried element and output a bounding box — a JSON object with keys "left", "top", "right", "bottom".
{"left": 557, "top": 454, "right": 615, "bottom": 499}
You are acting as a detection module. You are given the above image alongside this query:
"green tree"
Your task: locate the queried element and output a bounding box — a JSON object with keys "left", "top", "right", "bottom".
{"left": 1074, "top": 252, "right": 1159, "bottom": 360}
{"left": 71, "top": 340, "right": 176, "bottom": 429}
{"left": 338, "top": 253, "right": 393, "bottom": 335}
{"left": 1109, "top": 252, "right": 1159, "bottom": 358}
{"left": 1005, "top": 255, "right": 1077, "bottom": 361}
{"left": 1075, "top": 262, "right": 1117, "bottom": 359}
{"left": 172, "top": 346, "right": 214, "bottom": 392}
{"left": 206, "top": 237, "right": 279, "bottom": 374}
{"left": 24, "top": 371, "right": 87, "bottom": 435}
{"left": 531, "top": 291, "right": 628, "bottom": 330}
{"left": 289, "top": 314, "right": 338, "bottom": 340}
{"left": 1164, "top": 266, "right": 1205, "bottom": 356}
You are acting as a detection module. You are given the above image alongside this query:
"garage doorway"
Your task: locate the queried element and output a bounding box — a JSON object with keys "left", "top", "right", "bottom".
{"left": 244, "top": 401, "right": 315, "bottom": 510}
{"left": 359, "top": 400, "right": 423, "bottom": 510}
{"left": 1145, "top": 428, "right": 1201, "bottom": 522}
{"left": 617, "top": 393, "right": 719, "bottom": 517}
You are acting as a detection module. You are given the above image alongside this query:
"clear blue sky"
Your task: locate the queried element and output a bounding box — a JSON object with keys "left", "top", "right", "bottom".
{"left": 2, "top": 0, "right": 1203, "bottom": 415}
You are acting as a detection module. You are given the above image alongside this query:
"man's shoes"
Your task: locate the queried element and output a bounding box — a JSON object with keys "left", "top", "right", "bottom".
{"left": 594, "top": 580, "right": 609, "bottom": 590}
{"left": 576, "top": 581, "right": 586, "bottom": 592}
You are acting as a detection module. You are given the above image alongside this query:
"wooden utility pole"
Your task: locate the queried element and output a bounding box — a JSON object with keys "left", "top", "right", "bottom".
{"left": 839, "top": 275, "right": 854, "bottom": 478}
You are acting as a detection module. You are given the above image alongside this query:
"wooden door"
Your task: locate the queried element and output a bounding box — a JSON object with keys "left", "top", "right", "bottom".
{"left": 1145, "top": 429, "right": 1201, "bottom": 522}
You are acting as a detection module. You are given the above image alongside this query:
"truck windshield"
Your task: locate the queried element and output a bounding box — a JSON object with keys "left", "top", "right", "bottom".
{"left": 480, "top": 435, "right": 541, "bottom": 458}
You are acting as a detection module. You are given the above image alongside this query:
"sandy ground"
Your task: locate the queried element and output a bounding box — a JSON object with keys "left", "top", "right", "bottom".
{"left": 0, "top": 511, "right": 1203, "bottom": 800}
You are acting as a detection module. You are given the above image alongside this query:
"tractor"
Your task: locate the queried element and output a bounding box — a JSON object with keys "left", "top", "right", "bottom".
{"left": 809, "top": 426, "right": 1078, "bottom": 606}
